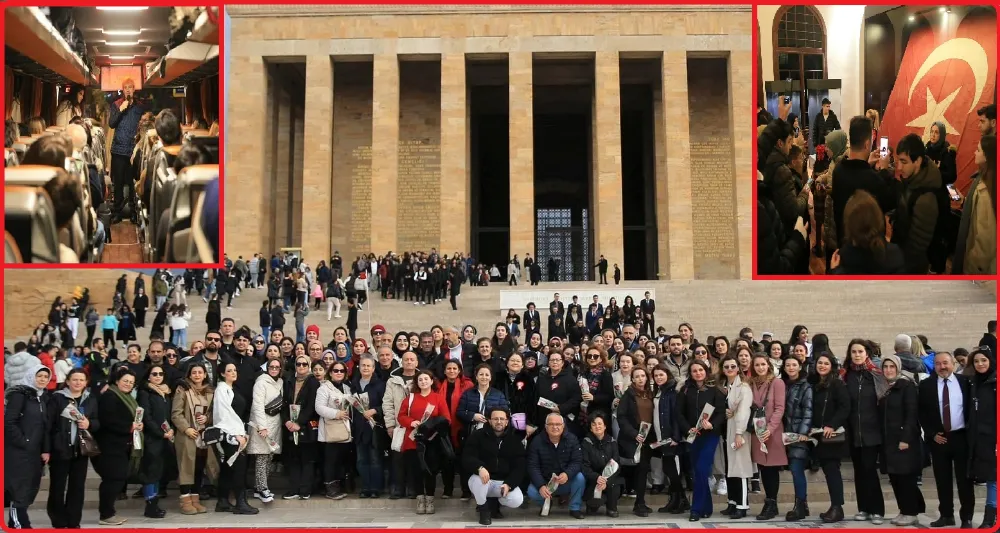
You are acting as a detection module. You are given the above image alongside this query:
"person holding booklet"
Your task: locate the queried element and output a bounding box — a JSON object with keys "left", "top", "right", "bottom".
{"left": 526, "top": 413, "right": 586, "bottom": 518}
{"left": 615, "top": 367, "right": 655, "bottom": 517}
{"left": 581, "top": 411, "right": 622, "bottom": 517}
{"left": 677, "top": 360, "right": 726, "bottom": 522}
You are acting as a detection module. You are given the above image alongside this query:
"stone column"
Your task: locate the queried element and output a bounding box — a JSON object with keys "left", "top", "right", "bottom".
{"left": 593, "top": 51, "right": 624, "bottom": 274}
{"left": 301, "top": 55, "right": 334, "bottom": 263}
{"left": 729, "top": 51, "right": 753, "bottom": 279}
{"left": 440, "top": 53, "right": 469, "bottom": 254}
{"left": 661, "top": 51, "right": 694, "bottom": 279}
{"left": 226, "top": 55, "right": 268, "bottom": 255}
{"left": 273, "top": 87, "right": 291, "bottom": 249}
{"left": 371, "top": 54, "right": 400, "bottom": 254}
{"left": 509, "top": 52, "right": 534, "bottom": 259}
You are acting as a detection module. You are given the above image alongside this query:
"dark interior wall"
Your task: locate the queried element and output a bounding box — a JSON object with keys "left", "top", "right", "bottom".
{"left": 863, "top": 13, "right": 895, "bottom": 116}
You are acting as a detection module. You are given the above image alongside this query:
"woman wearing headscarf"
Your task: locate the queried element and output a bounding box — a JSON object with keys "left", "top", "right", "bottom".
{"left": 5, "top": 363, "right": 51, "bottom": 529}
{"left": 214, "top": 362, "right": 258, "bottom": 514}
{"left": 877, "top": 354, "right": 924, "bottom": 526}
{"left": 46, "top": 369, "right": 98, "bottom": 528}
{"left": 315, "top": 360, "right": 353, "bottom": 500}
{"left": 392, "top": 331, "right": 411, "bottom": 361}
{"left": 249, "top": 358, "right": 283, "bottom": 503}
{"left": 965, "top": 348, "right": 997, "bottom": 529}
{"left": 171, "top": 362, "right": 217, "bottom": 515}
{"left": 96, "top": 368, "right": 142, "bottom": 526}
{"left": 925, "top": 121, "right": 957, "bottom": 186}
{"left": 842, "top": 339, "right": 886, "bottom": 525}
{"left": 281, "top": 354, "right": 321, "bottom": 499}
{"left": 818, "top": 129, "right": 848, "bottom": 256}
{"left": 809, "top": 352, "right": 849, "bottom": 523}
{"left": 137, "top": 364, "right": 174, "bottom": 518}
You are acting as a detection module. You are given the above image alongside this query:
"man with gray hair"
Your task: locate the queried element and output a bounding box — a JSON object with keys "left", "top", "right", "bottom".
{"left": 526, "top": 413, "right": 586, "bottom": 519}
{"left": 894, "top": 334, "right": 928, "bottom": 378}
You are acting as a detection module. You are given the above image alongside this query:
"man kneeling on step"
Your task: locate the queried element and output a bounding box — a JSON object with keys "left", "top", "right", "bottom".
{"left": 462, "top": 407, "right": 526, "bottom": 525}
{"left": 526, "top": 413, "right": 586, "bottom": 519}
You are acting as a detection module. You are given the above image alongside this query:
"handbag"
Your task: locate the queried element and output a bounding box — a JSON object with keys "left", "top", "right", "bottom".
{"left": 263, "top": 394, "right": 284, "bottom": 417}
{"left": 817, "top": 394, "right": 846, "bottom": 443}
{"left": 325, "top": 418, "right": 351, "bottom": 443}
{"left": 747, "top": 381, "right": 772, "bottom": 433}
{"left": 511, "top": 413, "right": 527, "bottom": 431}
{"left": 79, "top": 429, "right": 101, "bottom": 457}
{"left": 200, "top": 426, "right": 224, "bottom": 446}
{"left": 390, "top": 393, "right": 414, "bottom": 452}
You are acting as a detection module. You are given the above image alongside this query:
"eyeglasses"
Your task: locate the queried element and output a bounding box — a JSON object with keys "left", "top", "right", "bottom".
{"left": 150, "top": 372, "right": 164, "bottom": 377}
{"left": 166, "top": 353, "right": 177, "bottom": 358}
{"left": 694, "top": 350, "right": 708, "bottom": 355}
{"left": 331, "top": 369, "right": 346, "bottom": 374}
{"left": 255, "top": 340, "right": 265, "bottom": 344}
{"left": 206, "top": 337, "right": 221, "bottom": 342}
{"left": 268, "top": 366, "right": 281, "bottom": 370}
{"left": 586, "top": 353, "right": 601, "bottom": 360}
{"left": 722, "top": 365, "right": 738, "bottom": 370}
{"left": 295, "top": 362, "right": 310, "bottom": 367}
{"left": 490, "top": 418, "right": 508, "bottom": 422}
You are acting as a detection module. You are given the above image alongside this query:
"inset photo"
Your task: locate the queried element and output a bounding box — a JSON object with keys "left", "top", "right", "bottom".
{"left": 5, "top": 6, "right": 221, "bottom": 265}
{"left": 755, "top": 5, "right": 996, "bottom": 276}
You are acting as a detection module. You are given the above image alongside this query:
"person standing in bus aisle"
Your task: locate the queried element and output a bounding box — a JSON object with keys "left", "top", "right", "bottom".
{"left": 108, "top": 78, "right": 146, "bottom": 225}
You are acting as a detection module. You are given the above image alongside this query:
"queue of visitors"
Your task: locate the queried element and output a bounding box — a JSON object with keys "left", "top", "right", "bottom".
{"left": 5, "top": 272, "right": 996, "bottom": 528}
{"left": 757, "top": 98, "right": 996, "bottom": 275}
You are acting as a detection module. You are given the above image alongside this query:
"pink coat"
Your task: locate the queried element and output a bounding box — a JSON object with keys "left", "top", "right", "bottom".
{"left": 750, "top": 378, "right": 788, "bottom": 467}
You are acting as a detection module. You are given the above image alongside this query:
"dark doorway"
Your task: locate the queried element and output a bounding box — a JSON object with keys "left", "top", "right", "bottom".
{"left": 620, "top": 60, "right": 659, "bottom": 280}
{"left": 469, "top": 65, "right": 510, "bottom": 273}
{"left": 533, "top": 77, "right": 593, "bottom": 281}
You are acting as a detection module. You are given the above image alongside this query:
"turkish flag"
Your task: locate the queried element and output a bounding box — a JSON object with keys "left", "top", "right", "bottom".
{"left": 879, "top": 11, "right": 996, "bottom": 195}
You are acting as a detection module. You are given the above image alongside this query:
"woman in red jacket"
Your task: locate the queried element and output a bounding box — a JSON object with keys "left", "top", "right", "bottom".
{"left": 434, "top": 360, "right": 473, "bottom": 500}
{"left": 398, "top": 370, "right": 450, "bottom": 514}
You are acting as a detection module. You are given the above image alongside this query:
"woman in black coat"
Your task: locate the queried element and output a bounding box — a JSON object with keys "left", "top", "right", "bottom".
{"left": 46, "top": 369, "right": 100, "bottom": 528}
{"left": 581, "top": 411, "right": 623, "bottom": 517}
{"left": 493, "top": 353, "right": 538, "bottom": 446}
{"left": 534, "top": 351, "right": 581, "bottom": 437}
{"left": 616, "top": 367, "right": 655, "bottom": 517}
{"left": 580, "top": 345, "right": 615, "bottom": 426}
{"left": 650, "top": 364, "right": 684, "bottom": 513}
{"left": 115, "top": 305, "right": 137, "bottom": 346}
{"left": 96, "top": 368, "right": 142, "bottom": 525}
{"left": 5, "top": 363, "right": 51, "bottom": 529}
{"left": 350, "top": 356, "right": 387, "bottom": 497}
{"left": 965, "top": 349, "right": 997, "bottom": 529}
{"left": 281, "top": 354, "right": 321, "bottom": 498}
{"left": 808, "top": 352, "right": 849, "bottom": 523}
{"left": 137, "top": 364, "right": 174, "bottom": 518}
{"left": 877, "top": 355, "right": 924, "bottom": 527}
{"left": 133, "top": 289, "right": 149, "bottom": 328}
{"left": 842, "top": 340, "right": 886, "bottom": 524}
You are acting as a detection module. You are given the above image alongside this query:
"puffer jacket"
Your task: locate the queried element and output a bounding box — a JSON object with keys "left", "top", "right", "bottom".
{"left": 4, "top": 351, "right": 40, "bottom": 387}
{"left": 581, "top": 431, "right": 624, "bottom": 498}
{"left": 893, "top": 162, "right": 943, "bottom": 274}
{"left": 456, "top": 387, "right": 510, "bottom": 444}
{"left": 783, "top": 377, "right": 813, "bottom": 459}
{"left": 757, "top": 180, "right": 809, "bottom": 274}
{"left": 764, "top": 149, "right": 809, "bottom": 232}
{"left": 382, "top": 367, "right": 413, "bottom": 433}
{"left": 248, "top": 373, "right": 283, "bottom": 454}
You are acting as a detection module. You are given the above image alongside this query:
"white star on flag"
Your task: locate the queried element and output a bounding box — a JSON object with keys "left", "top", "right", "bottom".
{"left": 906, "top": 86, "right": 960, "bottom": 142}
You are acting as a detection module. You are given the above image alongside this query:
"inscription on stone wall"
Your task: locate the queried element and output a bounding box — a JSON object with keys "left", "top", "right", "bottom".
{"left": 397, "top": 140, "right": 441, "bottom": 252}
{"left": 350, "top": 145, "right": 372, "bottom": 252}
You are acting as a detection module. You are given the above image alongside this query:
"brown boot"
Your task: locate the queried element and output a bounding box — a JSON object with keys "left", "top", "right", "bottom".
{"left": 191, "top": 493, "right": 208, "bottom": 513}
{"left": 425, "top": 495, "right": 435, "bottom": 514}
{"left": 179, "top": 494, "right": 198, "bottom": 515}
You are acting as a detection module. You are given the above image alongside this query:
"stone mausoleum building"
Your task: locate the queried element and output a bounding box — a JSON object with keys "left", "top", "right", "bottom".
{"left": 227, "top": 5, "right": 752, "bottom": 280}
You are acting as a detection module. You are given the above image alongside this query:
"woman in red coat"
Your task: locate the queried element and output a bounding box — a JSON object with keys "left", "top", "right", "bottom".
{"left": 398, "top": 370, "right": 450, "bottom": 514}
{"left": 434, "top": 360, "right": 473, "bottom": 499}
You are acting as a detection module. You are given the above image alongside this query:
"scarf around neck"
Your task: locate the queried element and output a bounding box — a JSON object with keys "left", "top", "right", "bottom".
{"left": 109, "top": 385, "right": 144, "bottom": 475}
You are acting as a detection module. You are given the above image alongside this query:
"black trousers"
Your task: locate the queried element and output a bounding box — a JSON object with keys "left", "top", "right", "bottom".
{"left": 599, "top": 271, "right": 608, "bottom": 284}
{"left": 930, "top": 430, "right": 975, "bottom": 521}
{"left": 726, "top": 476, "right": 749, "bottom": 509}
{"left": 440, "top": 441, "right": 470, "bottom": 496}
{"left": 449, "top": 289, "right": 458, "bottom": 311}
{"left": 110, "top": 153, "right": 132, "bottom": 218}
{"left": 283, "top": 442, "right": 317, "bottom": 495}
{"left": 217, "top": 441, "right": 248, "bottom": 500}
{"left": 819, "top": 458, "right": 844, "bottom": 506}
{"left": 659, "top": 452, "right": 682, "bottom": 493}
{"left": 103, "top": 328, "right": 115, "bottom": 346}
{"left": 631, "top": 446, "right": 652, "bottom": 506}
{"left": 759, "top": 465, "right": 781, "bottom": 500}
{"left": 323, "top": 442, "right": 350, "bottom": 484}
{"left": 850, "top": 446, "right": 885, "bottom": 515}
{"left": 889, "top": 473, "right": 926, "bottom": 516}
{"left": 404, "top": 449, "right": 436, "bottom": 496}
{"left": 85, "top": 325, "right": 96, "bottom": 347}
{"left": 47, "top": 455, "right": 89, "bottom": 528}
{"left": 98, "top": 472, "right": 127, "bottom": 520}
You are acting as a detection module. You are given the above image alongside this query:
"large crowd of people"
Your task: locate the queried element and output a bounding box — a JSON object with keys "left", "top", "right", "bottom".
{"left": 757, "top": 98, "right": 996, "bottom": 275}
{"left": 4, "top": 266, "right": 997, "bottom": 528}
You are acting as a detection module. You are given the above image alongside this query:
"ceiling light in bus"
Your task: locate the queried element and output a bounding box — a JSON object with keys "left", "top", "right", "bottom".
{"left": 96, "top": 7, "right": 149, "bottom": 11}
{"left": 103, "top": 29, "right": 142, "bottom": 36}
{"left": 109, "top": 55, "right": 136, "bottom": 60}
{"left": 105, "top": 41, "right": 140, "bottom": 46}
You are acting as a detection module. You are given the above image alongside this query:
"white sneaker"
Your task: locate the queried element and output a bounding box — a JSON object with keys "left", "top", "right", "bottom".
{"left": 255, "top": 489, "right": 275, "bottom": 503}
{"left": 895, "top": 515, "right": 918, "bottom": 526}
{"left": 708, "top": 477, "right": 717, "bottom": 492}
{"left": 855, "top": 512, "right": 870, "bottom": 521}
{"left": 716, "top": 478, "right": 728, "bottom": 496}
{"left": 871, "top": 514, "right": 884, "bottom": 525}
{"left": 334, "top": 315, "right": 341, "bottom": 318}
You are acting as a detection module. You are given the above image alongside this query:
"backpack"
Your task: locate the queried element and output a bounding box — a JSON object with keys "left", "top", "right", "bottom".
{"left": 892, "top": 185, "right": 950, "bottom": 255}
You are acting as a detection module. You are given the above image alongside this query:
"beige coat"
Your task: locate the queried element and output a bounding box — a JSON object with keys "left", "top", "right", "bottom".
{"left": 962, "top": 180, "right": 997, "bottom": 275}
{"left": 382, "top": 369, "right": 410, "bottom": 433}
{"left": 248, "top": 373, "right": 283, "bottom": 455}
{"left": 315, "top": 381, "right": 353, "bottom": 443}
{"left": 723, "top": 377, "right": 754, "bottom": 479}
{"left": 171, "top": 384, "right": 219, "bottom": 486}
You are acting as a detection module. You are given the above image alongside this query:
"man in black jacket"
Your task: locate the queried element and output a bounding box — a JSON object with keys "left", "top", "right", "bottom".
{"left": 594, "top": 256, "right": 609, "bottom": 284}
{"left": 223, "top": 330, "right": 263, "bottom": 419}
{"left": 526, "top": 413, "right": 586, "bottom": 519}
{"left": 917, "top": 352, "right": 975, "bottom": 528}
{"left": 639, "top": 292, "right": 656, "bottom": 338}
{"left": 978, "top": 321, "right": 996, "bottom": 360}
{"left": 812, "top": 97, "right": 841, "bottom": 149}
{"left": 463, "top": 408, "right": 527, "bottom": 525}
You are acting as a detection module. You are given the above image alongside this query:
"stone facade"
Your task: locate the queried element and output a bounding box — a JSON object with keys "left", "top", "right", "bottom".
{"left": 226, "top": 5, "right": 753, "bottom": 279}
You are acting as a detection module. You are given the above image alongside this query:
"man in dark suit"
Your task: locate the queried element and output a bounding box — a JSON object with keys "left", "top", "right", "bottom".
{"left": 523, "top": 303, "right": 541, "bottom": 340}
{"left": 548, "top": 293, "right": 565, "bottom": 321}
{"left": 639, "top": 291, "right": 656, "bottom": 338}
{"left": 917, "top": 351, "right": 975, "bottom": 528}
{"left": 979, "top": 320, "right": 996, "bottom": 361}
{"left": 594, "top": 255, "right": 608, "bottom": 284}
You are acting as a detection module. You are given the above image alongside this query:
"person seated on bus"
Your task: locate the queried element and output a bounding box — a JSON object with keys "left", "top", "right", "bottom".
{"left": 28, "top": 118, "right": 46, "bottom": 136}
{"left": 5, "top": 118, "right": 19, "bottom": 167}
{"left": 141, "top": 109, "right": 182, "bottom": 208}
{"left": 55, "top": 85, "right": 85, "bottom": 128}
{"left": 155, "top": 142, "right": 211, "bottom": 262}
{"left": 21, "top": 133, "right": 73, "bottom": 167}
{"left": 66, "top": 124, "right": 107, "bottom": 251}
{"left": 208, "top": 120, "right": 219, "bottom": 137}
{"left": 42, "top": 168, "right": 84, "bottom": 263}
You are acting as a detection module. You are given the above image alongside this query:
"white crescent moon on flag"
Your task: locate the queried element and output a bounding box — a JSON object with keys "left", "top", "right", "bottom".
{"left": 907, "top": 37, "right": 989, "bottom": 115}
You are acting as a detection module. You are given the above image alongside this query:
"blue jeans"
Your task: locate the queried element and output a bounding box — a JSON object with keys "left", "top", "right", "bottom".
{"left": 689, "top": 434, "right": 720, "bottom": 516}
{"left": 172, "top": 328, "right": 187, "bottom": 349}
{"left": 142, "top": 483, "right": 157, "bottom": 501}
{"left": 987, "top": 482, "right": 997, "bottom": 507}
{"left": 261, "top": 326, "right": 270, "bottom": 341}
{"left": 527, "top": 472, "right": 586, "bottom": 511}
{"left": 788, "top": 457, "right": 807, "bottom": 500}
{"left": 356, "top": 445, "right": 383, "bottom": 492}
{"left": 296, "top": 323, "right": 305, "bottom": 343}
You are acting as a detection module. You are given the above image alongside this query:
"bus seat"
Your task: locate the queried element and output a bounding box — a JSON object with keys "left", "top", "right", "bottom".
{"left": 5, "top": 231, "right": 23, "bottom": 263}
{"left": 189, "top": 184, "right": 215, "bottom": 263}
{"left": 4, "top": 185, "right": 60, "bottom": 263}
{"left": 164, "top": 164, "right": 216, "bottom": 262}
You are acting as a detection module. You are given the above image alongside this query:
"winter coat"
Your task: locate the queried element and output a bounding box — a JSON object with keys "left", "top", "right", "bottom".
{"left": 676, "top": 382, "right": 727, "bottom": 438}
{"left": 764, "top": 149, "right": 809, "bottom": 231}
{"left": 831, "top": 243, "right": 906, "bottom": 275}
{"left": 893, "top": 162, "right": 943, "bottom": 274}
{"left": 456, "top": 386, "right": 510, "bottom": 445}
{"left": 315, "top": 380, "right": 353, "bottom": 443}
{"left": 4, "top": 351, "right": 40, "bottom": 387}
{"left": 757, "top": 180, "right": 809, "bottom": 274}
{"left": 968, "top": 371, "right": 997, "bottom": 482}
{"left": 783, "top": 377, "right": 813, "bottom": 460}
{"left": 527, "top": 430, "right": 584, "bottom": 488}
{"left": 535, "top": 369, "right": 582, "bottom": 434}
{"left": 750, "top": 378, "right": 788, "bottom": 466}
{"left": 4, "top": 366, "right": 50, "bottom": 506}
{"left": 462, "top": 424, "right": 528, "bottom": 488}
{"left": 170, "top": 382, "right": 219, "bottom": 486}
{"left": 845, "top": 368, "right": 883, "bottom": 448}
{"left": 652, "top": 383, "right": 682, "bottom": 455}
{"left": 436, "top": 376, "right": 474, "bottom": 445}
{"left": 47, "top": 388, "right": 100, "bottom": 461}
{"left": 349, "top": 374, "right": 386, "bottom": 449}
{"left": 382, "top": 368, "right": 414, "bottom": 432}
{"left": 413, "top": 415, "right": 454, "bottom": 475}
{"left": 494, "top": 370, "right": 539, "bottom": 432}
{"left": 810, "top": 377, "right": 850, "bottom": 459}
{"left": 137, "top": 385, "right": 172, "bottom": 483}
{"left": 282, "top": 376, "right": 320, "bottom": 445}
{"left": 615, "top": 387, "right": 652, "bottom": 461}
{"left": 96, "top": 388, "right": 138, "bottom": 481}
{"left": 878, "top": 378, "right": 922, "bottom": 475}
{"left": 953, "top": 175, "right": 997, "bottom": 275}
{"left": 581, "top": 367, "right": 615, "bottom": 420}
{"left": 723, "top": 378, "right": 754, "bottom": 478}
{"left": 581, "top": 432, "right": 624, "bottom": 500}
{"left": 248, "top": 373, "right": 283, "bottom": 454}
{"left": 397, "top": 391, "right": 450, "bottom": 452}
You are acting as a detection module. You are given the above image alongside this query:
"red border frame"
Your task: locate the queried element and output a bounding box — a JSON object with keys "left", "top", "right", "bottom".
{"left": 1, "top": 2, "right": 225, "bottom": 269}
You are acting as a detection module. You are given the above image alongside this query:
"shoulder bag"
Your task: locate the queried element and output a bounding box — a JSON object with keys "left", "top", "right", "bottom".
{"left": 390, "top": 393, "right": 413, "bottom": 452}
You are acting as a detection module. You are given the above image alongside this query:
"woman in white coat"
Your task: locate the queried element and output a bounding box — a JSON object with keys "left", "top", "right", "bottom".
{"left": 314, "top": 361, "right": 353, "bottom": 500}
{"left": 719, "top": 355, "right": 753, "bottom": 519}
{"left": 249, "top": 360, "right": 284, "bottom": 503}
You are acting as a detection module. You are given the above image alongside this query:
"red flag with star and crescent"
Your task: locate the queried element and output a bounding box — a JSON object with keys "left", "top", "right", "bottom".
{"left": 879, "top": 11, "right": 996, "bottom": 195}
